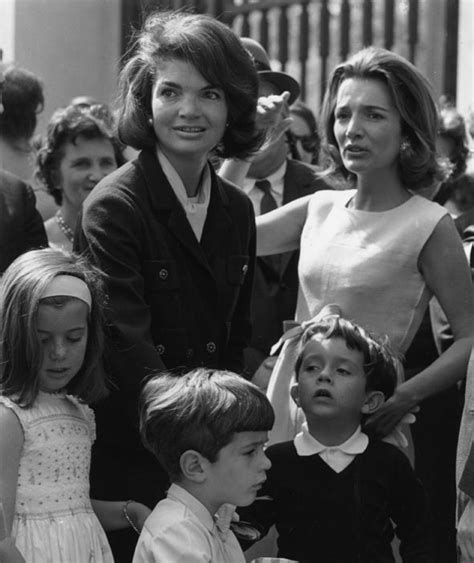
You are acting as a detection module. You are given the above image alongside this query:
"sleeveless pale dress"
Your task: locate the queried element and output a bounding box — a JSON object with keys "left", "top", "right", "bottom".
{"left": 0, "top": 391, "right": 113, "bottom": 563}
{"left": 267, "top": 189, "right": 448, "bottom": 444}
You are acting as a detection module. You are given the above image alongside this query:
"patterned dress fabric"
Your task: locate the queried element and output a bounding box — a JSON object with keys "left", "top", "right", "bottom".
{"left": 0, "top": 391, "right": 113, "bottom": 562}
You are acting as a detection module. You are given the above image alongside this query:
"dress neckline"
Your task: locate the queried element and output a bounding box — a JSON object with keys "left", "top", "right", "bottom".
{"left": 343, "top": 190, "right": 415, "bottom": 214}
{"left": 38, "top": 389, "right": 68, "bottom": 399}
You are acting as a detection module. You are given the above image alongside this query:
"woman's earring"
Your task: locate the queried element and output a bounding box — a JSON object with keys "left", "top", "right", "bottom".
{"left": 400, "top": 139, "right": 411, "bottom": 154}
{"left": 148, "top": 117, "right": 153, "bottom": 126}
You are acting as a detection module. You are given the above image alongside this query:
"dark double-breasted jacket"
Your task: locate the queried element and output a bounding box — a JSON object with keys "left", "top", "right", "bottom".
{"left": 76, "top": 149, "right": 255, "bottom": 463}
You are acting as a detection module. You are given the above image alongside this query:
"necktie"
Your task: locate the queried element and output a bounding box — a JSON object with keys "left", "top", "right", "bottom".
{"left": 254, "top": 179, "right": 281, "bottom": 271}
{"left": 255, "top": 179, "right": 277, "bottom": 215}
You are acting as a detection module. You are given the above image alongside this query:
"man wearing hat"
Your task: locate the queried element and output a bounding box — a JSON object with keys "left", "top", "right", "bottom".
{"left": 236, "top": 38, "right": 331, "bottom": 382}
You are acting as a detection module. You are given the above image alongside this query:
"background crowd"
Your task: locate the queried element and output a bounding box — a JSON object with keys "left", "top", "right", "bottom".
{"left": 0, "top": 8, "right": 473, "bottom": 563}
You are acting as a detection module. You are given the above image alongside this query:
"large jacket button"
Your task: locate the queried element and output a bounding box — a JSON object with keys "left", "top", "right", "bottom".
{"left": 156, "top": 344, "right": 165, "bottom": 355}
{"left": 159, "top": 269, "right": 169, "bottom": 280}
{"left": 206, "top": 341, "right": 217, "bottom": 354}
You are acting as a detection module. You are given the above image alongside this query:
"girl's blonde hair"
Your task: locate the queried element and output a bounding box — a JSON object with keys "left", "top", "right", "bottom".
{"left": 0, "top": 248, "right": 109, "bottom": 407}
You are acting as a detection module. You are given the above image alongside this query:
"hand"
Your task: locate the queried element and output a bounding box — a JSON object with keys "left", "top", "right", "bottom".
{"left": 251, "top": 356, "right": 277, "bottom": 391}
{"left": 127, "top": 501, "right": 151, "bottom": 532}
{"left": 256, "top": 91, "right": 290, "bottom": 130}
{"left": 0, "top": 539, "right": 26, "bottom": 563}
{"left": 363, "top": 388, "right": 418, "bottom": 439}
{"left": 255, "top": 91, "right": 292, "bottom": 154}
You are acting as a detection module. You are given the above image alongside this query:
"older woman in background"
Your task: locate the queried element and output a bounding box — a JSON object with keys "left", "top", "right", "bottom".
{"left": 35, "top": 103, "right": 124, "bottom": 250}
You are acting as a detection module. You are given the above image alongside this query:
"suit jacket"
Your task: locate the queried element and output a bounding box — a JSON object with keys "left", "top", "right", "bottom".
{"left": 0, "top": 169, "right": 47, "bottom": 273}
{"left": 245, "top": 159, "right": 331, "bottom": 373}
{"left": 75, "top": 149, "right": 256, "bottom": 452}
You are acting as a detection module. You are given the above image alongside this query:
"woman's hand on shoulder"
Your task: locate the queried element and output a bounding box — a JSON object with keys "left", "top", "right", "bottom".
{"left": 363, "top": 386, "right": 418, "bottom": 439}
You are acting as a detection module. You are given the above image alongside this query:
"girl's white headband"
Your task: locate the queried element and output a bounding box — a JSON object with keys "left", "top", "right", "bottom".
{"left": 40, "top": 275, "right": 92, "bottom": 309}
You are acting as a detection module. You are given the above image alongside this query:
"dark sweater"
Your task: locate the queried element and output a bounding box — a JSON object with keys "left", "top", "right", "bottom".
{"left": 238, "top": 440, "right": 433, "bottom": 563}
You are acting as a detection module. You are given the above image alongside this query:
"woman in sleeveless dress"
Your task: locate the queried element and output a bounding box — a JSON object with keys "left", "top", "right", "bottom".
{"left": 257, "top": 47, "right": 473, "bottom": 446}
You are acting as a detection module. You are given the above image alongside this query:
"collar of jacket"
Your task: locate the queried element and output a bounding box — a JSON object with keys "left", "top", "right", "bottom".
{"left": 137, "top": 149, "right": 231, "bottom": 211}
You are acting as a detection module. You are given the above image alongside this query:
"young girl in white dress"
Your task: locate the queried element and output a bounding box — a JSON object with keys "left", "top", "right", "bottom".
{"left": 0, "top": 248, "right": 150, "bottom": 563}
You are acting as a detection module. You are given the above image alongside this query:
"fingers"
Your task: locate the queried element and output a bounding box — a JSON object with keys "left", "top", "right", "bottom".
{"left": 256, "top": 90, "right": 291, "bottom": 131}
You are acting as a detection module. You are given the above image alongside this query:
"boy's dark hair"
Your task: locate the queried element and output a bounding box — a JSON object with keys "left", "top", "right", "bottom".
{"left": 294, "top": 316, "right": 398, "bottom": 399}
{"left": 139, "top": 368, "right": 275, "bottom": 481}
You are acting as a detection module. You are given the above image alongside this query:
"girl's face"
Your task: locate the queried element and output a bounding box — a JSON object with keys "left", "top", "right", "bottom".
{"left": 37, "top": 298, "right": 89, "bottom": 393}
{"left": 333, "top": 77, "right": 402, "bottom": 179}
{"left": 150, "top": 58, "right": 228, "bottom": 169}
{"left": 57, "top": 135, "right": 117, "bottom": 210}
{"left": 203, "top": 431, "right": 271, "bottom": 514}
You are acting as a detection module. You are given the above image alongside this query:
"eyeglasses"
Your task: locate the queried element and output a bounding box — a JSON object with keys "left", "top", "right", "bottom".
{"left": 291, "top": 133, "right": 319, "bottom": 153}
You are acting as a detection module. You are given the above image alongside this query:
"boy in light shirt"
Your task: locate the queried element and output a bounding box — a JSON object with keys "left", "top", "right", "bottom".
{"left": 133, "top": 368, "right": 274, "bottom": 562}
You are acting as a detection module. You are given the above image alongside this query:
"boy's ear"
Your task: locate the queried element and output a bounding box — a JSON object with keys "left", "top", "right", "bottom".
{"left": 361, "top": 391, "right": 385, "bottom": 414}
{"left": 290, "top": 383, "right": 300, "bottom": 406}
{"left": 180, "top": 450, "right": 207, "bottom": 483}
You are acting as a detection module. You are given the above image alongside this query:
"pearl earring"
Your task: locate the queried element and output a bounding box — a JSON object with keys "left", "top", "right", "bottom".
{"left": 400, "top": 139, "right": 411, "bottom": 153}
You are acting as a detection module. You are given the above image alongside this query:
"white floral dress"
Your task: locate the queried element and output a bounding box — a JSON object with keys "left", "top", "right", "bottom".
{"left": 0, "top": 391, "right": 113, "bottom": 563}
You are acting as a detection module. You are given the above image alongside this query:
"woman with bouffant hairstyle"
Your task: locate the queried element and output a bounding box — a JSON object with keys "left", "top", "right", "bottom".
{"left": 35, "top": 103, "right": 124, "bottom": 251}
{"left": 257, "top": 49, "right": 473, "bottom": 562}
{"left": 74, "top": 11, "right": 262, "bottom": 561}
{"left": 319, "top": 46, "right": 447, "bottom": 191}
{"left": 117, "top": 11, "right": 262, "bottom": 159}
{"left": 257, "top": 46, "right": 472, "bottom": 445}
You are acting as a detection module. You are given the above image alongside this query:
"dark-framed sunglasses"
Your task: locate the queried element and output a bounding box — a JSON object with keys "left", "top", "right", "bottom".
{"left": 291, "top": 133, "right": 319, "bottom": 153}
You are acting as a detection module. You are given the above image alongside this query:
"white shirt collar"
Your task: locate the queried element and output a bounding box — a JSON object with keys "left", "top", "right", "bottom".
{"left": 156, "top": 147, "right": 211, "bottom": 241}
{"left": 294, "top": 423, "right": 369, "bottom": 473}
{"left": 156, "top": 147, "right": 211, "bottom": 207}
{"left": 168, "top": 484, "right": 236, "bottom": 542}
{"left": 242, "top": 159, "right": 287, "bottom": 197}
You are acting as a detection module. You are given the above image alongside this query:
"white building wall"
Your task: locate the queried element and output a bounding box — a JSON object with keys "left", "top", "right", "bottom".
{"left": 0, "top": 0, "right": 121, "bottom": 136}
{"left": 0, "top": 0, "right": 16, "bottom": 61}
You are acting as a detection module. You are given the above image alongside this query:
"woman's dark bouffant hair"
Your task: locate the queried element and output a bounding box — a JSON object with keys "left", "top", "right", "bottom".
{"left": 117, "top": 10, "right": 263, "bottom": 159}
{"left": 320, "top": 46, "right": 448, "bottom": 191}
{"left": 0, "top": 248, "right": 109, "bottom": 408}
{"left": 0, "top": 65, "right": 44, "bottom": 144}
{"left": 35, "top": 104, "right": 125, "bottom": 205}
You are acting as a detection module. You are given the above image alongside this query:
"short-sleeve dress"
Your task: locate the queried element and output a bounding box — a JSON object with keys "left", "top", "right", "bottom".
{"left": 267, "top": 189, "right": 448, "bottom": 444}
{"left": 0, "top": 391, "right": 113, "bottom": 563}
